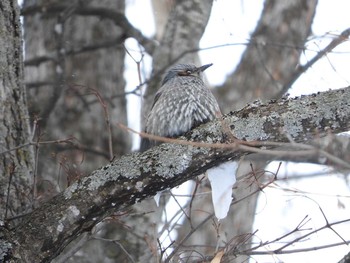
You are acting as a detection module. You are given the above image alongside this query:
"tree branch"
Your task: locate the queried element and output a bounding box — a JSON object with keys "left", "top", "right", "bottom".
{"left": 279, "top": 27, "right": 350, "bottom": 97}
{"left": 6, "top": 87, "right": 350, "bottom": 262}
{"left": 215, "top": 0, "right": 318, "bottom": 111}
{"left": 21, "top": 3, "right": 156, "bottom": 54}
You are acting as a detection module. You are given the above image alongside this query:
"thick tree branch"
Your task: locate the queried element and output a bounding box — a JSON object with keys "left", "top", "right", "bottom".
{"left": 6, "top": 87, "right": 350, "bottom": 262}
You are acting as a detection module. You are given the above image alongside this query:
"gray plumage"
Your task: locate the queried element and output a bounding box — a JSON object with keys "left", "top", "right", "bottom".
{"left": 140, "top": 63, "right": 221, "bottom": 151}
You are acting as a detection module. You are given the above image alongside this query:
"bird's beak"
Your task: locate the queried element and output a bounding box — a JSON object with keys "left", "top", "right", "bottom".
{"left": 198, "top": 63, "right": 213, "bottom": 72}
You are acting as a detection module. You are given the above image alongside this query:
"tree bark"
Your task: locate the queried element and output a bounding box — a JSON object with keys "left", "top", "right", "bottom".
{"left": 0, "top": 1, "right": 34, "bottom": 261}
{"left": 0, "top": 0, "right": 34, "bottom": 222}
{"left": 5, "top": 86, "right": 350, "bottom": 262}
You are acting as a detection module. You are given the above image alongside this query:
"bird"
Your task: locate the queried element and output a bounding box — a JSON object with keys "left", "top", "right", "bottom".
{"left": 140, "top": 63, "right": 221, "bottom": 151}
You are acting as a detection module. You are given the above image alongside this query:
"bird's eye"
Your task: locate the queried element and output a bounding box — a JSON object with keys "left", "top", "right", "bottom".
{"left": 178, "top": 70, "right": 192, "bottom": 76}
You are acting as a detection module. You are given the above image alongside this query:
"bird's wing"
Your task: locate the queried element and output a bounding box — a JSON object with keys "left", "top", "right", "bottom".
{"left": 150, "top": 91, "right": 162, "bottom": 110}
{"left": 140, "top": 90, "right": 163, "bottom": 152}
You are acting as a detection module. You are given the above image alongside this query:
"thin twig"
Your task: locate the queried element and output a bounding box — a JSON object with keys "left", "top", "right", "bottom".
{"left": 317, "top": 203, "right": 348, "bottom": 245}
{"left": 118, "top": 123, "right": 350, "bottom": 169}
{"left": 274, "top": 218, "right": 350, "bottom": 253}
{"left": 89, "top": 88, "right": 114, "bottom": 160}
{"left": 279, "top": 28, "right": 350, "bottom": 96}
{"left": 246, "top": 239, "right": 350, "bottom": 255}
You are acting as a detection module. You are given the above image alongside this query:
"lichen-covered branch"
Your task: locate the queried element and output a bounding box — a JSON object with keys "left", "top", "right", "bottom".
{"left": 5, "top": 86, "right": 350, "bottom": 262}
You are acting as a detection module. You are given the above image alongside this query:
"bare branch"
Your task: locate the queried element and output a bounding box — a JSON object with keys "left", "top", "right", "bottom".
{"left": 279, "top": 28, "right": 350, "bottom": 97}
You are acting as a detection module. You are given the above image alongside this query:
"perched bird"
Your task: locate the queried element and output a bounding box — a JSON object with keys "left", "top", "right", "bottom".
{"left": 140, "top": 63, "right": 221, "bottom": 151}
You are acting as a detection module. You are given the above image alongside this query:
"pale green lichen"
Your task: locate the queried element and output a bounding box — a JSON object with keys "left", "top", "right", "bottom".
{"left": 64, "top": 155, "right": 143, "bottom": 197}
{"left": 155, "top": 145, "right": 193, "bottom": 178}
{"left": 282, "top": 112, "right": 303, "bottom": 138}
{"left": 233, "top": 114, "right": 268, "bottom": 141}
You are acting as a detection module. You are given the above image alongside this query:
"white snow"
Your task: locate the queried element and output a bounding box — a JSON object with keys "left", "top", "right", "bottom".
{"left": 207, "top": 161, "right": 238, "bottom": 220}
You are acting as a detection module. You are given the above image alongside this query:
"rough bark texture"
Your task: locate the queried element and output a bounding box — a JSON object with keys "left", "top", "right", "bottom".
{"left": 5, "top": 86, "right": 350, "bottom": 262}
{"left": 0, "top": 0, "right": 34, "bottom": 221}
{"left": 0, "top": 1, "right": 34, "bottom": 261}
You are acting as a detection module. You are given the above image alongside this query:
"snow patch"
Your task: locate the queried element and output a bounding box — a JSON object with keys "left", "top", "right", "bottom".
{"left": 207, "top": 161, "right": 238, "bottom": 220}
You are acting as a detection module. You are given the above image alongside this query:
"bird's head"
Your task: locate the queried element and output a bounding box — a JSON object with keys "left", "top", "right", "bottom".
{"left": 161, "top": 63, "right": 213, "bottom": 86}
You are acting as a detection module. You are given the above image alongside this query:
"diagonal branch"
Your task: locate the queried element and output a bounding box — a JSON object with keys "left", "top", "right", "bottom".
{"left": 6, "top": 86, "right": 350, "bottom": 262}
{"left": 279, "top": 28, "right": 350, "bottom": 97}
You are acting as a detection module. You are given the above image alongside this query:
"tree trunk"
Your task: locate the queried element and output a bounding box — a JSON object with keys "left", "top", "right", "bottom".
{"left": 0, "top": 0, "right": 34, "bottom": 224}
